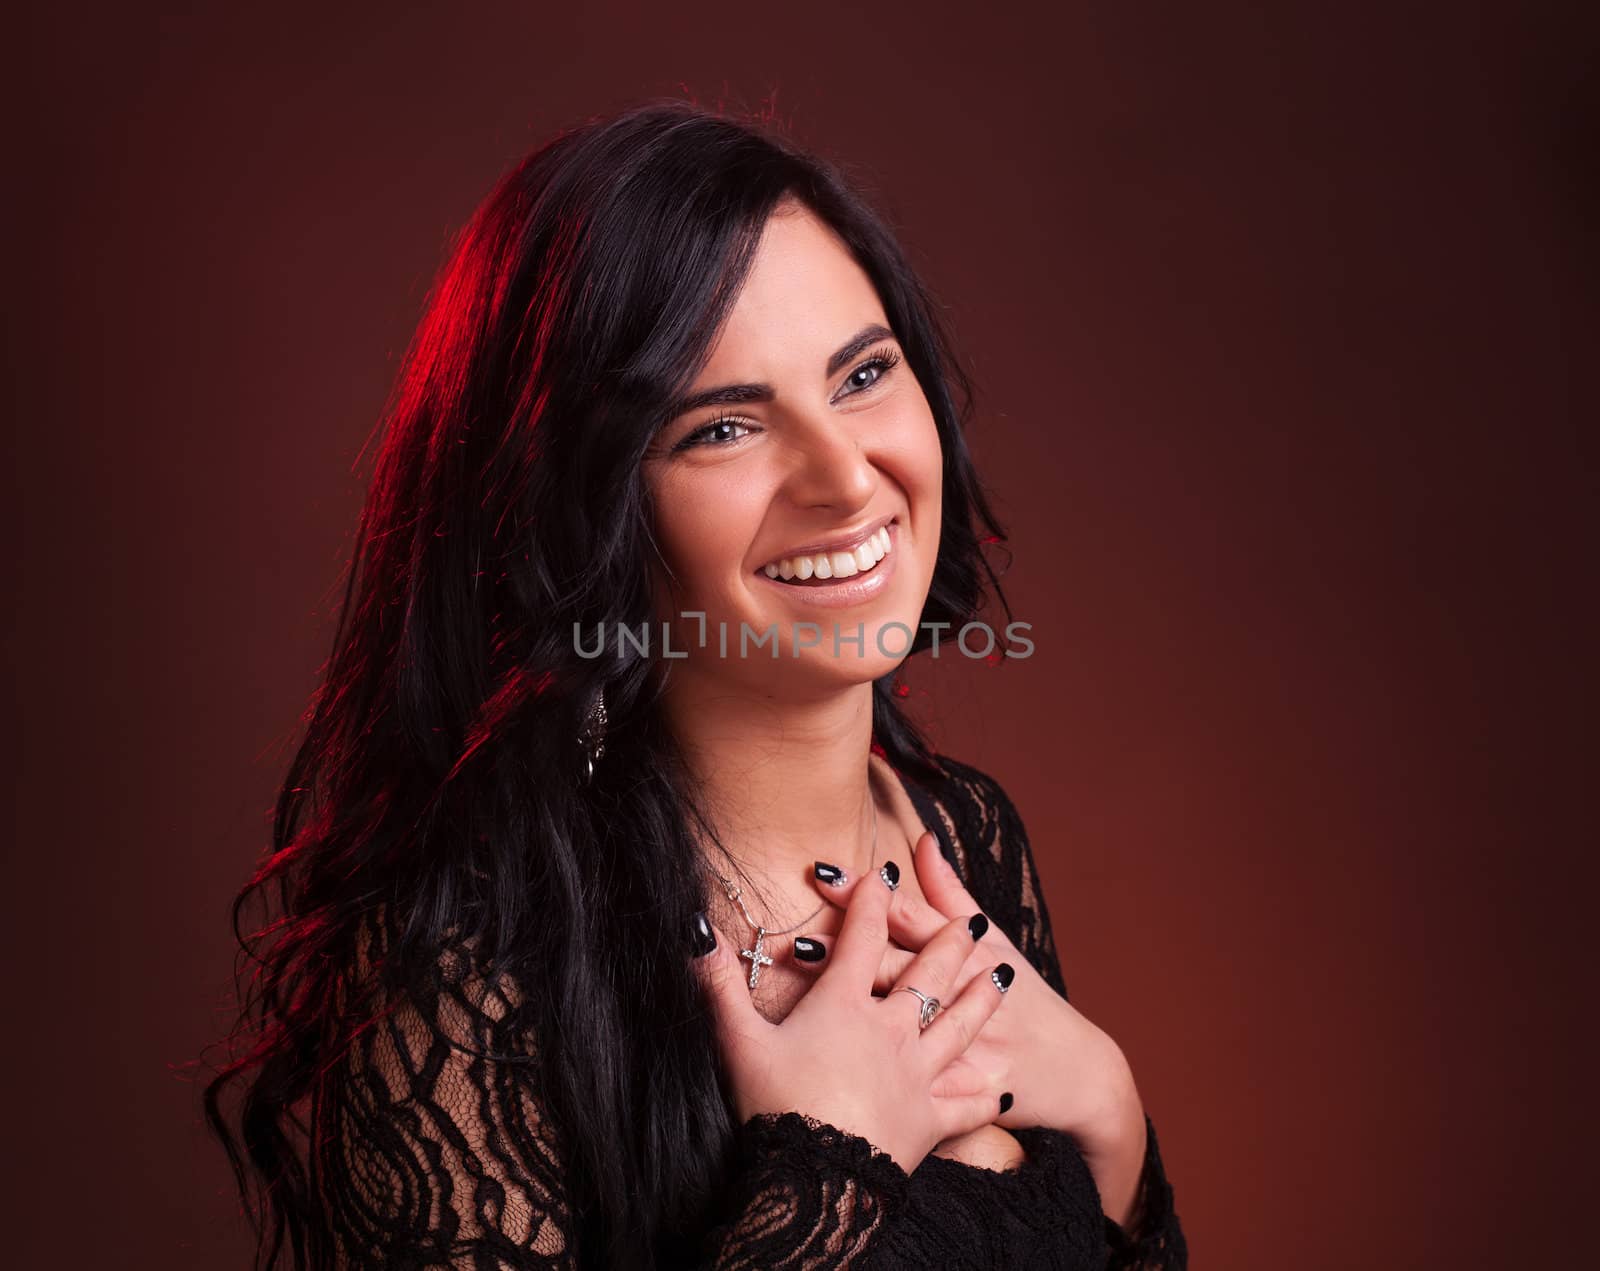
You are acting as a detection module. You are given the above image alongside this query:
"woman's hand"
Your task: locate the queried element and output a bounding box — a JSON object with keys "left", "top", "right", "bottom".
{"left": 691, "top": 857, "right": 1013, "bottom": 1175}
{"left": 789, "top": 834, "right": 1149, "bottom": 1200}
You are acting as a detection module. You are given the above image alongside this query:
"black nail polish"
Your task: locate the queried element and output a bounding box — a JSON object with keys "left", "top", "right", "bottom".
{"left": 690, "top": 911, "right": 716, "bottom": 958}
{"left": 999, "top": 1091, "right": 1014, "bottom": 1115}
{"left": 991, "top": 962, "right": 1015, "bottom": 992}
{"left": 968, "top": 913, "right": 989, "bottom": 941}
{"left": 793, "top": 937, "right": 826, "bottom": 963}
{"left": 879, "top": 860, "right": 900, "bottom": 890}
{"left": 814, "top": 861, "right": 846, "bottom": 887}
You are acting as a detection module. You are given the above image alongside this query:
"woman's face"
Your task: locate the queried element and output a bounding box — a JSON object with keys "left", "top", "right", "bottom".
{"left": 642, "top": 200, "right": 943, "bottom": 695}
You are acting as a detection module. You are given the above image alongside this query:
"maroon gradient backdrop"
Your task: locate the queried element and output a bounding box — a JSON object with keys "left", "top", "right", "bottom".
{"left": 7, "top": 3, "right": 1593, "bottom": 1267}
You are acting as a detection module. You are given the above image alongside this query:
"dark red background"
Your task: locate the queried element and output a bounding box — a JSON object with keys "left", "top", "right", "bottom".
{"left": 7, "top": 3, "right": 1593, "bottom": 1266}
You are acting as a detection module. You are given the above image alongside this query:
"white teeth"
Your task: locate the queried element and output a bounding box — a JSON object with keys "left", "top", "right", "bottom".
{"left": 759, "top": 523, "right": 896, "bottom": 583}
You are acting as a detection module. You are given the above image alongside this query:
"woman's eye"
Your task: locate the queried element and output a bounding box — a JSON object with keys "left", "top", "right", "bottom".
{"left": 671, "top": 348, "right": 901, "bottom": 453}
{"left": 677, "top": 417, "right": 752, "bottom": 450}
{"left": 845, "top": 362, "right": 884, "bottom": 392}
{"left": 841, "top": 349, "right": 902, "bottom": 396}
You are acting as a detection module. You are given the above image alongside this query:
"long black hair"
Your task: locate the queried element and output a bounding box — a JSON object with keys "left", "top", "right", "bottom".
{"left": 203, "top": 98, "right": 1012, "bottom": 1270}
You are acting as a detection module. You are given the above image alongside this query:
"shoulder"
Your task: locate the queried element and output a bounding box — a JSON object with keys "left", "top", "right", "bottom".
{"left": 340, "top": 904, "right": 541, "bottom": 1077}
{"left": 896, "top": 752, "right": 1032, "bottom": 862}
{"left": 891, "top": 750, "right": 1068, "bottom": 998}
{"left": 917, "top": 752, "right": 1026, "bottom": 818}
{"left": 888, "top": 750, "right": 1036, "bottom": 905}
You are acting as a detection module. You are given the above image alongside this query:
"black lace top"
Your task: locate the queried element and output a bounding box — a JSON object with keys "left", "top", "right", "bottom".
{"left": 321, "top": 753, "right": 1186, "bottom": 1268}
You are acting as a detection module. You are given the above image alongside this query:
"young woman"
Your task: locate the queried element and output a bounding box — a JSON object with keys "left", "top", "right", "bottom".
{"left": 205, "top": 99, "right": 1187, "bottom": 1269}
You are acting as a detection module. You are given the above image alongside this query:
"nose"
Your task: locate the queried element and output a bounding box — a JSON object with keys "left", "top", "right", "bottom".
{"left": 781, "top": 414, "right": 877, "bottom": 514}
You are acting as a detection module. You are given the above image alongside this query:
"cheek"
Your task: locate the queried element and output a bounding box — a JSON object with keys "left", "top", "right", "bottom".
{"left": 894, "top": 410, "right": 945, "bottom": 594}
{"left": 894, "top": 407, "right": 944, "bottom": 519}
{"left": 646, "top": 468, "right": 764, "bottom": 605}
{"left": 917, "top": 417, "right": 944, "bottom": 503}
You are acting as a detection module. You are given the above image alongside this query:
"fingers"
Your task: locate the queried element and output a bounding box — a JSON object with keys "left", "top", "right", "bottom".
{"left": 786, "top": 931, "right": 908, "bottom": 979}
{"left": 917, "top": 957, "right": 1014, "bottom": 1074}
{"left": 927, "top": 1053, "right": 991, "bottom": 1099}
{"left": 819, "top": 857, "right": 896, "bottom": 996}
{"left": 872, "top": 944, "right": 916, "bottom": 990}
{"left": 814, "top": 848, "right": 974, "bottom": 955}
{"left": 883, "top": 888, "right": 960, "bottom": 954}
{"left": 688, "top": 912, "right": 769, "bottom": 1058}
{"left": 933, "top": 1088, "right": 1015, "bottom": 1144}
{"left": 912, "top": 829, "right": 980, "bottom": 917}
{"left": 886, "top": 911, "right": 988, "bottom": 1017}
{"left": 810, "top": 855, "right": 887, "bottom": 903}
{"left": 789, "top": 935, "right": 829, "bottom": 972}
{"left": 789, "top": 938, "right": 927, "bottom": 999}
{"left": 794, "top": 938, "right": 984, "bottom": 1001}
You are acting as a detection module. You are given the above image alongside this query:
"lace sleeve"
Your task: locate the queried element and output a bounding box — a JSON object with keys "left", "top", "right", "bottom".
{"left": 317, "top": 922, "right": 909, "bottom": 1269}
{"left": 318, "top": 942, "right": 577, "bottom": 1267}
{"left": 699, "top": 1112, "right": 910, "bottom": 1268}
{"left": 908, "top": 755, "right": 1189, "bottom": 1269}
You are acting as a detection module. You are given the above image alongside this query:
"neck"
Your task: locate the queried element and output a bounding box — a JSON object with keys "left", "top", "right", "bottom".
{"left": 661, "top": 671, "right": 880, "bottom": 897}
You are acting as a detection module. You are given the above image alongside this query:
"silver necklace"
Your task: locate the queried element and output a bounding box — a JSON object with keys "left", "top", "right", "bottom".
{"left": 716, "top": 786, "right": 880, "bottom": 990}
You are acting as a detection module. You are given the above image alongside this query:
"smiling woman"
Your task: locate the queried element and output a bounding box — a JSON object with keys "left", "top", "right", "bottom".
{"left": 204, "top": 99, "right": 1187, "bottom": 1270}
{"left": 643, "top": 204, "right": 943, "bottom": 685}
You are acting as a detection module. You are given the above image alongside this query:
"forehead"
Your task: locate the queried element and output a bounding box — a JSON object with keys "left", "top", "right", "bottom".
{"left": 695, "top": 203, "right": 887, "bottom": 378}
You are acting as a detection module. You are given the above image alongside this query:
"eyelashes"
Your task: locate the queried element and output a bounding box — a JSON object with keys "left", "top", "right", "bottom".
{"left": 672, "top": 345, "right": 904, "bottom": 453}
{"left": 678, "top": 417, "right": 753, "bottom": 450}
{"left": 842, "top": 345, "right": 903, "bottom": 394}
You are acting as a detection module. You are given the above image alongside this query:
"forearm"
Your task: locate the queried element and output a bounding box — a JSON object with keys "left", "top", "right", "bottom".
{"left": 1088, "top": 1107, "right": 1147, "bottom": 1229}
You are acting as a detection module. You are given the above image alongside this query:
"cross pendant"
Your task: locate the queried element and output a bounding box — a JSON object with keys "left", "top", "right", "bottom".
{"left": 740, "top": 927, "right": 774, "bottom": 989}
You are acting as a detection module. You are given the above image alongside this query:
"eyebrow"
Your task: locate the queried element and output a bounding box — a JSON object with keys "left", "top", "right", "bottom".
{"left": 662, "top": 323, "right": 898, "bottom": 422}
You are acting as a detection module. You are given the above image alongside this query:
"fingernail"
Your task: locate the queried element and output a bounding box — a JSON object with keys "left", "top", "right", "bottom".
{"left": 968, "top": 913, "right": 989, "bottom": 941}
{"left": 879, "top": 860, "right": 900, "bottom": 890}
{"left": 793, "top": 937, "right": 826, "bottom": 963}
{"left": 991, "top": 962, "right": 1015, "bottom": 992}
{"left": 814, "top": 861, "right": 847, "bottom": 887}
{"left": 690, "top": 911, "right": 716, "bottom": 958}
{"left": 999, "top": 1091, "right": 1014, "bottom": 1115}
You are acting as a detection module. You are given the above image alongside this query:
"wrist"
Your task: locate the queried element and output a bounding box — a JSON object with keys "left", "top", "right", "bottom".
{"left": 1080, "top": 1064, "right": 1147, "bottom": 1233}
{"left": 1078, "top": 1040, "right": 1142, "bottom": 1160}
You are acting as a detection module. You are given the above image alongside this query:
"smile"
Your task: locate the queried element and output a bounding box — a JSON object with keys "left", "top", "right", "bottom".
{"left": 759, "top": 522, "right": 893, "bottom": 586}
{"left": 750, "top": 518, "right": 901, "bottom": 612}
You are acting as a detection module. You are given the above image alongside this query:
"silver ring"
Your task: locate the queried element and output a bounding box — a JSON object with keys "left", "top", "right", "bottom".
{"left": 891, "top": 984, "right": 941, "bottom": 1030}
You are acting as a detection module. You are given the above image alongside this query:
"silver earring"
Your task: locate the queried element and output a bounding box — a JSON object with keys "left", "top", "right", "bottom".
{"left": 578, "top": 688, "right": 607, "bottom": 783}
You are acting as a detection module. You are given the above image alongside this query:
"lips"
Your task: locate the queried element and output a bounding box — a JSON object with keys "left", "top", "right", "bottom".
{"left": 749, "top": 518, "right": 902, "bottom": 612}
{"left": 761, "top": 524, "right": 893, "bottom": 586}
{"left": 756, "top": 516, "right": 896, "bottom": 585}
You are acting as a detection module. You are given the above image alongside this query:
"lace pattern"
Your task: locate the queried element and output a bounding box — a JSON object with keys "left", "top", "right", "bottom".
{"left": 700, "top": 1112, "right": 911, "bottom": 1268}
{"left": 311, "top": 752, "right": 1187, "bottom": 1268}
{"left": 318, "top": 914, "right": 575, "bottom": 1268}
